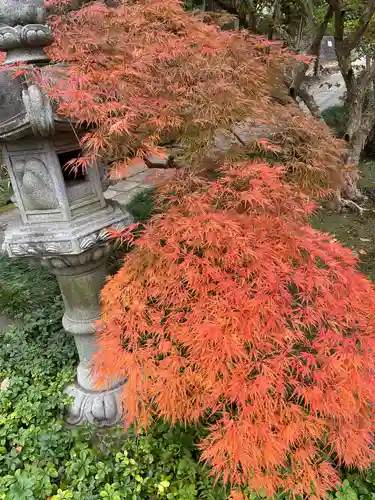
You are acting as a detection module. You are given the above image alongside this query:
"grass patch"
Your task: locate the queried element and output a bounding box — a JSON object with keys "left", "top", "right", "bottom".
{"left": 0, "top": 256, "right": 59, "bottom": 318}
{"left": 127, "top": 187, "right": 157, "bottom": 223}
{"left": 0, "top": 178, "right": 12, "bottom": 208}
{"left": 311, "top": 159, "right": 375, "bottom": 282}
{"left": 322, "top": 103, "right": 348, "bottom": 138}
{"left": 0, "top": 203, "right": 15, "bottom": 214}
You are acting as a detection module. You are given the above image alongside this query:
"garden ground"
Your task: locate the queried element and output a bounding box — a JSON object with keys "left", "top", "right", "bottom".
{"left": 312, "top": 160, "right": 375, "bottom": 281}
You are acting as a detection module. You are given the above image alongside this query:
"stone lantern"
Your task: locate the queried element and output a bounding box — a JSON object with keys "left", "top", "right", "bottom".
{"left": 0, "top": 0, "right": 131, "bottom": 426}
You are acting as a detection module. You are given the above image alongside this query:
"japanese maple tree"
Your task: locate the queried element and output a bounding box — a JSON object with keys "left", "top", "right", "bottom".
{"left": 43, "top": 0, "right": 375, "bottom": 497}
{"left": 97, "top": 161, "right": 375, "bottom": 498}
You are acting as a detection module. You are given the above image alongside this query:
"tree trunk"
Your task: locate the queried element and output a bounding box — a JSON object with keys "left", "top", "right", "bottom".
{"left": 342, "top": 109, "right": 372, "bottom": 201}
{"left": 313, "top": 55, "right": 320, "bottom": 77}
{"left": 346, "top": 130, "right": 368, "bottom": 165}
{"left": 298, "top": 85, "right": 321, "bottom": 118}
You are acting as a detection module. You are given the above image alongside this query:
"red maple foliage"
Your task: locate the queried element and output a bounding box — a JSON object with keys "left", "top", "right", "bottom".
{"left": 97, "top": 161, "right": 375, "bottom": 498}
{"left": 45, "top": 0, "right": 344, "bottom": 194}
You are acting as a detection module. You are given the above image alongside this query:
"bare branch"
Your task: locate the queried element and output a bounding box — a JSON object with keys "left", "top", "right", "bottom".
{"left": 289, "top": 5, "right": 333, "bottom": 97}
{"left": 303, "top": 0, "right": 315, "bottom": 25}
{"left": 241, "top": 0, "right": 257, "bottom": 32}
{"left": 298, "top": 86, "right": 322, "bottom": 118}
{"left": 308, "top": 5, "right": 333, "bottom": 55}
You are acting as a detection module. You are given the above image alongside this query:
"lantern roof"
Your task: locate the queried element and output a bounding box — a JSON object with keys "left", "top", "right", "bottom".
{"left": 0, "top": 0, "right": 68, "bottom": 141}
{"left": 0, "top": 69, "right": 72, "bottom": 142}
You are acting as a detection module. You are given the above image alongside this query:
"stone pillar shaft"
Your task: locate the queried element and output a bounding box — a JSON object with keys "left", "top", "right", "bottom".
{"left": 45, "top": 246, "right": 124, "bottom": 427}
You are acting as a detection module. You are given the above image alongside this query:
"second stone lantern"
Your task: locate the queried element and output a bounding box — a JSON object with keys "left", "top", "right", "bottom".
{"left": 0, "top": 0, "right": 131, "bottom": 426}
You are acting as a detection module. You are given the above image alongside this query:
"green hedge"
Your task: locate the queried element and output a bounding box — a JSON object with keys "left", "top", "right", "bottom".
{"left": 322, "top": 103, "right": 348, "bottom": 139}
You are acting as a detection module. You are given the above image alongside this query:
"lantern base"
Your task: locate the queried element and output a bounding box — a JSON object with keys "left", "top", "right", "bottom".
{"left": 64, "top": 382, "right": 124, "bottom": 427}
{"left": 2, "top": 203, "right": 132, "bottom": 258}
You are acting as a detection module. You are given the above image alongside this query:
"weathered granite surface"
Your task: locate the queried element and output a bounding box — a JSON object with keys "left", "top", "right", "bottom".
{"left": 0, "top": 162, "right": 176, "bottom": 254}
{"left": 105, "top": 160, "right": 176, "bottom": 206}
{"left": 0, "top": 0, "right": 51, "bottom": 64}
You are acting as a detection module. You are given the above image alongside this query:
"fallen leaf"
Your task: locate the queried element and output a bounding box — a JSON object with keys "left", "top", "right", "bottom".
{"left": 0, "top": 378, "right": 10, "bottom": 391}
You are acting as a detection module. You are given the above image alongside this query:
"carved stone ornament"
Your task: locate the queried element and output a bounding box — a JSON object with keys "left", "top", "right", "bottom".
{"left": 0, "top": 0, "right": 52, "bottom": 64}
{"left": 6, "top": 220, "right": 127, "bottom": 258}
{"left": 45, "top": 245, "right": 110, "bottom": 270}
{"left": 22, "top": 84, "right": 55, "bottom": 137}
{"left": 3, "top": 203, "right": 132, "bottom": 259}
{"left": 79, "top": 220, "right": 129, "bottom": 250}
{"left": 65, "top": 383, "right": 124, "bottom": 427}
{"left": 14, "top": 158, "right": 58, "bottom": 210}
{"left": 10, "top": 240, "right": 73, "bottom": 255}
{"left": 0, "top": 24, "right": 52, "bottom": 50}
{"left": 0, "top": 0, "right": 46, "bottom": 26}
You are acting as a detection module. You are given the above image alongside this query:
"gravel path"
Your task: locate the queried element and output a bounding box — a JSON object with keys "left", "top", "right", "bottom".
{"left": 310, "top": 58, "right": 366, "bottom": 112}
{"left": 311, "top": 72, "right": 345, "bottom": 111}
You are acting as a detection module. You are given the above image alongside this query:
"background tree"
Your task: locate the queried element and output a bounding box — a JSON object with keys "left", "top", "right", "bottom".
{"left": 44, "top": 0, "right": 343, "bottom": 193}
{"left": 196, "top": 0, "right": 375, "bottom": 199}
{"left": 187, "top": 0, "right": 332, "bottom": 116}
{"left": 325, "top": 0, "right": 375, "bottom": 199}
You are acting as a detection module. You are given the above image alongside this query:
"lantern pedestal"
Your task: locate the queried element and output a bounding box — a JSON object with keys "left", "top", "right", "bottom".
{"left": 44, "top": 246, "right": 124, "bottom": 427}
{"left": 0, "top": 0, "right": 132, "bottom": 427}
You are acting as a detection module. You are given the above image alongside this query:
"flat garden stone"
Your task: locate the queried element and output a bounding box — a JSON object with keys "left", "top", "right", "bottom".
{"left": 129, "top": 168, "right": 176, "bottom": 186}
{"left": 103, "top": 189, "right": 118, "bottom": 200}
{"left": 145, "top": 155, "right": 169, "bottom": 167}
{"left": 114, "top": 160, "right": 149, "bottom": 180}
{"left": 110, "top": 180, "right": 140, "bottom": 192}
{"left": 111, "top": 186, "right": 146, "bottom": 207}
{"left": 0, "top": 315, "right": 15, "bottom": 334}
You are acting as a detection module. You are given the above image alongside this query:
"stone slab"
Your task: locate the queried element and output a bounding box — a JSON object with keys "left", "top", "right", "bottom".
{"left": 103, "top": 189, "right": 119, "bottom": 200}
{"left": 145, "top": 155, "right": 169, "bottom": 167}
{"left": 129, "top": 168, "right": 176, "bottom": 187}
{"left": 111, "top": 186, "right": 146, "bottom": 207}
{"left": 112, "top": 160, "right": 149, "bottom": 180}
{"left": 110, "top": 180, "right": 140, "bottom": 193}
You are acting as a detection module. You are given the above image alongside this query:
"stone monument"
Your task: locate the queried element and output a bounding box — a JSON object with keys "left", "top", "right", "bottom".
{"left": 0, "top": 0, "right": 132, "bottom": 426}
{"left": 320, "top": 36, "right": 337, "bottom": 63}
